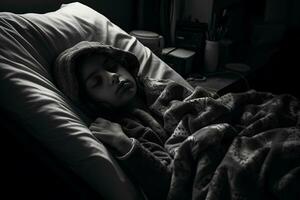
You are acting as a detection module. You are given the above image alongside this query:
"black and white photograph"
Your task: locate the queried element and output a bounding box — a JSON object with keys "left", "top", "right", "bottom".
{"left": 1, "top": 0, "right": 299, "bottom": 199}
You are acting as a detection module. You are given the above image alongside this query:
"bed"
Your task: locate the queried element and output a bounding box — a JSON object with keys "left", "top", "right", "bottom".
{"left": 0, "top": 1, "right": 192, "bottom": 199}
{"left": 1, "top": 1, "right": 300, "bottom": 200}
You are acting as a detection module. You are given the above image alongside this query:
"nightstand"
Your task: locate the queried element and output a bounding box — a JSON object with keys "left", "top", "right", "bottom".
{"left": 187, "top": 64, "right": 251, "bottom": 95}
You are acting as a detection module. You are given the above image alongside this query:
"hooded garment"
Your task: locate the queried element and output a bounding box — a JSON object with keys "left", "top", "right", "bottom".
{"left": 53, "top": 41, "right": 140, "bottom": 106}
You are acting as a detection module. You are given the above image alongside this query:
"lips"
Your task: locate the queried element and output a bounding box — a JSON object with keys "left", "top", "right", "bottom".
{"left": 116, "top": 80, "right": 132, "bottom": 94}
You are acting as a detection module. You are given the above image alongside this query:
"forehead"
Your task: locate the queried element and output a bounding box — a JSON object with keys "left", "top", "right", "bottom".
{"left": 78, "top": 53, "right": 106, "bottom": 78}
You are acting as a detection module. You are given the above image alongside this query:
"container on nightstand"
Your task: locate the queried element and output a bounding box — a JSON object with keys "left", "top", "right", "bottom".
{"left": 162, "top": 47, "right": 195, "bottom": 77}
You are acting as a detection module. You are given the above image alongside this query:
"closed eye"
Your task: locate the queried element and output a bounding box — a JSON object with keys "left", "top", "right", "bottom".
{"left": 88, "top": 76, "right": 102, "bottom": 88}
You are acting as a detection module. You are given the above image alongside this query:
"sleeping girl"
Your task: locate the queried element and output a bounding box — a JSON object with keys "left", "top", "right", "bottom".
{"left": 53, "top": 41, "right": 300, "bottom": 200}
{"left": 53, "top": 41, "right": 175, "bottom": 200}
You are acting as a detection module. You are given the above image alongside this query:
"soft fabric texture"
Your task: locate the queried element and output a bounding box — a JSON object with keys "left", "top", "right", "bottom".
{"left": 0, "top": 2, "right": 193, "bottom": 199}
{"left": 118, "top": 77, "right": 300, "bottom": 200}
{"left": 118, "top": 106, "right": 173, "bottom": 200}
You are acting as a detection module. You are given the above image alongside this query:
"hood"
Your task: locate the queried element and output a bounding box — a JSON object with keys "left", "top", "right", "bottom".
{"left": 52, "top": 41, "right": 140, "bottom": 105}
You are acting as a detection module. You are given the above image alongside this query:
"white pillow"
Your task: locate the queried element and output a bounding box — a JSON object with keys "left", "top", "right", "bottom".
{"left": 23, "top": 2, "right": 194, "bottom": 89}
{"left": 0, "top": 2, "right": 192, "bottom": 199}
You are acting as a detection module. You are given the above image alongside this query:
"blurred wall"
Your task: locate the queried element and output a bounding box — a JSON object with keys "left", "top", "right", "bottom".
{"left": 184, "top": 0, "right": 213, "bottom": 23}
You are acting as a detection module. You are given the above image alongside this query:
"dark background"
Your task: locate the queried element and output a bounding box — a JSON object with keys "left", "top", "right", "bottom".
{"left": 1, "top": 0, "right": 300, "bottom": 199}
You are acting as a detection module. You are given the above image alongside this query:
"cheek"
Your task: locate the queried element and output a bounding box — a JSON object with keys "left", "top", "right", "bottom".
{"left": 87, "top": 87, "right": 109, "bottom": 102}
{"left": 123, "top": 85, "right": 137, "bottom": 100}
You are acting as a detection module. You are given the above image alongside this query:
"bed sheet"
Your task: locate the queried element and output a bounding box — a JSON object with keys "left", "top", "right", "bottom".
{"left": 142, "top": 78, "right": 300, "bottom": 200}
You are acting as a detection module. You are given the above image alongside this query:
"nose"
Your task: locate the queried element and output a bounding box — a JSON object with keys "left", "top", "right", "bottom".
{"left": 109, "top": 72, "right": 119, "bottom": 85}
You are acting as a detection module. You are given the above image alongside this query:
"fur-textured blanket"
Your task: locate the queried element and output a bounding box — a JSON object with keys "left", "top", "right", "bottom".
{"left": 142, "top": 78, "right": 300, "bottom": 200}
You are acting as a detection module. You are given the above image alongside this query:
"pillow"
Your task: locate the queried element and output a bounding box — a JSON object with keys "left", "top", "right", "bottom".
{"left": 21, "top": 2, "right": 194, "bottom": 90}
{"left": 0, "top": 2, "right": 193, "bottom": 199}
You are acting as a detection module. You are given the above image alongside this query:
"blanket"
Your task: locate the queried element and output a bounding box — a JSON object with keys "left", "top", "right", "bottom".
{"left": 142, "top": 78, "right": 300, "bottom": 200}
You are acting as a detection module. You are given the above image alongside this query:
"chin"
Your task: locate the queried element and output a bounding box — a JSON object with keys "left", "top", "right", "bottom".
{"left": 119, "top": 96, "right": 135, "bottom": 107}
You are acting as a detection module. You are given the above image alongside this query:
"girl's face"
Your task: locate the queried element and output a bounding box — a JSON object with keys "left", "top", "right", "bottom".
{"left": 79, "top": 54, "right": 137, "bottom": 108}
